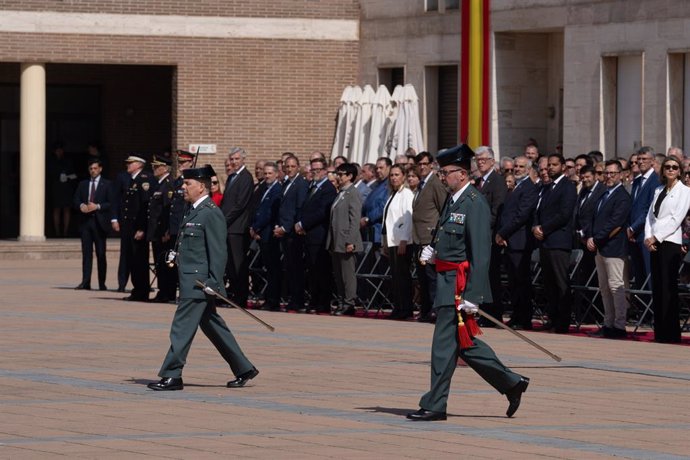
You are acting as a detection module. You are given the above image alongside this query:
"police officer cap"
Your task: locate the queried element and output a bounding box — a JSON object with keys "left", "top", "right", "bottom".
{"left": 182, "top": 165, "right": 216, "bottom": 180}
{"left": 125, "top": 155, "right": 147, "bottom": 164}
{"left": 177, "top": 149, "right": 196, "bottom": 162}
{"left": 436, "top": 144, "right": 475, "bottom": 169}
{"left": 150, "top": 153, "right": 172, "bottom": 166}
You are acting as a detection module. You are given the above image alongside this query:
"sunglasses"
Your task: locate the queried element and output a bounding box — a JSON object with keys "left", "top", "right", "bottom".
{"left": 664, "top": 164, "right": 680, "bottom": 171}
{"left": 211, "top": 180, "right": 219, "bottom": 185}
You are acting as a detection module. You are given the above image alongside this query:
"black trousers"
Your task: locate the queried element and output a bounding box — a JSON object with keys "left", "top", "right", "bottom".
{"left": 413, "top": 244, "right": 437, "bottom": 317}
{"left": 118, "top": 230, "right": 131, "bottom": 290}
{"left": 152, "top": 239, "right": 177, "bottom": 300}
{"left": 305, "top": 242, "right": 333, "bottom": 310}
{"left": 506, "top": 249, "right": 533, "bottom": 327}
{"left": 282, "top": 234, "right": 305, "bottom": 308}
{"left": 540, "top": 248, "right": 572, "bottom": 332}
{"left": 387, "top": 245, "right": 412, "bottom": 313}
{"left": 259, "top": 238, "right": 282, "bottom": 308}
{"left": 650, "top": 241, "right": 682, "bottom": 343}
{"left": 226, "top": 232, "right": 250, "bottom": 306}
{"left": 122, "top": 223, "right": 150, "bottom": 300}
{"left": 80, "top": 217, "right": 107, "bottom": 287}
{"left": 481, "top": 242, "right": 504, "bottom": 319}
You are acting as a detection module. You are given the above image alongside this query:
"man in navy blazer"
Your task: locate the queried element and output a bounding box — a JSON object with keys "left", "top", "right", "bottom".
{"left": 73, "top": 159, "right": 114, "bottom": 290}
{"left": 273, "top": 154, "right": 309, "bottom": 310}
{"left": 250, "top": 162, "right": 283, "bottom": 311}
{"left": 221, "top": 147, "right": 254, "bottom": 307}
{"left": 627, "top": 146, "right": 660, "bottom": 288}
{"left": 295, "top": 158, "right": 338, "bottom": 313}
{"left": 532, "top": 154, "right": 577, "bottom": 333}
{"left": 496, "top": 156, "right": 539, "bottom": 329}
{"left": 586, "top": 160, "right": 632, "bottom": 338}
{"left": 360, "top": 157, "right": 391, "bottom": 246}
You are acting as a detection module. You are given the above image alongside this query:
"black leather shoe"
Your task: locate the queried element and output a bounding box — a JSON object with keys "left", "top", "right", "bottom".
{"left": 406, "top": 408, "right": 447, "bottom": 421}
{"left": 117, "top": 286, "right": 126, "bottom": 293}
{"left": 99, "top": 285, "right": 107, "bottom": 291}
{"left": 123, "top": 295, "right": 149, "bottom": 302}
{"left": 75, "top": 283, "right": 91, "bottom": 290}
{"left": 227, "top": 367, "right": 259, "bottom": 388}
{"left": 506, "top": 377, "right": 530, "bottom": 417}
{"left": 147, "top": 377, "right": 183, "bottom": 391}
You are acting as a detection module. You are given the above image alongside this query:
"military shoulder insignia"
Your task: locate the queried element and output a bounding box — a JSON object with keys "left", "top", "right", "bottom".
{"left": 142, "top": 182, "right": 150, "bottom": 191}
{"left": 449, "top": 213, "right": 466, "bottom": 224}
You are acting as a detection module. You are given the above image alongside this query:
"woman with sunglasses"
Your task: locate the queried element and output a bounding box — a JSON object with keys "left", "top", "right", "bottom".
{"left": 644, "top": 156, "right": 690, "bottom": 343}
{"left": 210, "top": 174, "right": 224, "bottom": 206}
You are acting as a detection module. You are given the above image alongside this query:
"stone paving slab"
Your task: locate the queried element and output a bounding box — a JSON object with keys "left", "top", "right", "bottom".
{"left": 1, "top": 258, "right": 689, "bottom": 459}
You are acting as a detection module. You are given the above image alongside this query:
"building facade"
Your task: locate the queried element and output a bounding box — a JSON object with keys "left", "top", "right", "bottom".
{"left": 3, "top": 0, "right": 690, "bottom": 238}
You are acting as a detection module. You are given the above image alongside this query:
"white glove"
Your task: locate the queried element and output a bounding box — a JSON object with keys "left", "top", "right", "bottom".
{"left": 203, "top": 286, "right": 216, "bottom": 296}
{"left": 458, "top": 300, "right": 478, "bottom": 314}
{"left": 59, "top": 173, "right": 67, "bottom": 183}
{"left": 419, "top": 245, "right": 436, "bottom": 264}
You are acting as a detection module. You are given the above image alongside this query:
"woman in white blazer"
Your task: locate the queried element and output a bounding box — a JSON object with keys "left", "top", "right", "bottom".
{"left": 382, "top": 165, "right": 415, "bottom": 319}
{"left": 644, "top": 155, "right": 690, "bottom": 343}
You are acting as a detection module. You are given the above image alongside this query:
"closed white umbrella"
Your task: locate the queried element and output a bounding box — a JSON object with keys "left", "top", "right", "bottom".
{"left": 331, "top": 86, "right": 353, "bottom": 159}
{"left": 342, "top": 85, "right": 362, "bottom": 159}
{"left": 367, "top": 85, "right": 391, "bottom": 163}
{"left": 351, "top": 84, "right": 375, "bottom": 164}
{"left": 387, "top": 85, "right": 405, "bottom": 157}
{"left": 403, "top": 84, "right": 425, "bottom": 154}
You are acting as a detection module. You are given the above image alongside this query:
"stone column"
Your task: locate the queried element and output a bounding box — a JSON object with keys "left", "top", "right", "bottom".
{"left": 19, "top": 63, "right": 46, "bottom": 242}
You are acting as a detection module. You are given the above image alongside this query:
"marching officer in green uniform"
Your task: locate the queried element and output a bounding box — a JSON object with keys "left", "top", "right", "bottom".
{"left": 147, "top": 153, "right": 176, "bottom": 303}
{"left": 148, "top": 165, "right": 258, "bottom": 391}
{"left": 407, "top": 144, "right": 529, "bottom": 421}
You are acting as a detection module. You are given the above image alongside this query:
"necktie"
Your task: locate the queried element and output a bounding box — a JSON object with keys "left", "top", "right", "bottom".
{"left": 478, "top": 177, "right": 484, "bottom": 189}
{"left": 596, "top": 190, "right": 610, "bottom": 215}
{"left": 632, "top": 176, "right": 641, "bottom": 200}
{"left": 89, "top": 179, "right": 96, "bottom": 202}
{"left": 283, "top": 178, "right": 293, "bottom": 195}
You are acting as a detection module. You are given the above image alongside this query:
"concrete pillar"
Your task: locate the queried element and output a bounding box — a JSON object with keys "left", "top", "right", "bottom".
{"left": 19, "top": 63, "right": 46, "bottom": 242}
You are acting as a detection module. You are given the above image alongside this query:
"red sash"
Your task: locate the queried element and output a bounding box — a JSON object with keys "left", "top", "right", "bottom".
{"left": 435, "top": 259, "right": 482, "bottom": 349}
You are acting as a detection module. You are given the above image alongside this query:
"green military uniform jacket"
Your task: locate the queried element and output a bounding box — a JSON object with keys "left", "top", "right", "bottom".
{"left": 433, "top": 184, "right": 492, "bottom": 307}
{"left": 177, "top": 196, "right": 227, "bottom": 299}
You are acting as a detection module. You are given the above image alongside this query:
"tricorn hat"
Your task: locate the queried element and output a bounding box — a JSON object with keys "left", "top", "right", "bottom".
{"left": 436, "top": 144, "right": 475, "bottom": 169}
{"left": 182, "top": 165, "right": 215, "bottom": 180}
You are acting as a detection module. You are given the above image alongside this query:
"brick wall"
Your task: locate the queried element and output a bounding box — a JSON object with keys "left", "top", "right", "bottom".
{"left": 0, "top": 0, "right": 359, "bottom": 19}
{"left": 0, "top": 31, "right": 359, "bottom": 180}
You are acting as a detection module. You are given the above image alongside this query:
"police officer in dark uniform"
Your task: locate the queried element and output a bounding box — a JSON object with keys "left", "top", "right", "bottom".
{"left": 121, "top": 155, "right": 152, "bottom": 302}
{"left": 148, "top": 153, "right": 176, "bottom": 303}
{"left": 407, "top": 145, "right": 530, "bottom": 421}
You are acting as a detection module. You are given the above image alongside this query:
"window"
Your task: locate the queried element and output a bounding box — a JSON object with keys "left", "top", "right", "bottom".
{"left": 378, "top": 67, "right": 405, "bottom": 94}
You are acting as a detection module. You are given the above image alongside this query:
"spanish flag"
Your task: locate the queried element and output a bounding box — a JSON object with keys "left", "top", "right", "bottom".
{"left": 460, "top": 0, "right": 491, "bottom": 149}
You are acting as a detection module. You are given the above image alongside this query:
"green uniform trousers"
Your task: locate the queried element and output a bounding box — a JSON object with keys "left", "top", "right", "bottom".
{"left": 159, "top": 298, "right": 254, "bottom": 378}
{"left": 419, "top": 305, "right": 523, "bottom": 413}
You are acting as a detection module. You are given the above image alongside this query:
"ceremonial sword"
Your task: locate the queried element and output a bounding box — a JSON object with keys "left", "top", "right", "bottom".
{"left": 195, "top": 280, "right": 275, "bottom": 332}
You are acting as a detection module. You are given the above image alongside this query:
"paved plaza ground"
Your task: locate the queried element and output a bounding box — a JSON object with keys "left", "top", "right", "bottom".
{"left": 1, "top": 256, "right": 689, "bottom": 459}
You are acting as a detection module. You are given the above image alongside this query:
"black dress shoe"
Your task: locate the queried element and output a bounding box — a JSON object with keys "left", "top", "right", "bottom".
{"left": 406, "top": 408, "right": 447, "bottom": 421}
{"left": 147, "top": 377, "right": 183, "bottom": 391}
{"left": 151, "top": 296, "right": 171, "bottom": 303}
{"left": 334, "top": 305, "right": 355, "bottom": 316}
{"left": 99, "top": 285, "right": 107, "bottom": 291}
{"left": 123, "top": 295, "right": 149, "bottom": 302}
{"left": 506, "top": 377, "right": 530, "bottom": 417}
{"left": 75, "top": 283, "right": 91, "bottom": 290}
{"left": 227, "top": 367, "right": 259, "bottom": 388}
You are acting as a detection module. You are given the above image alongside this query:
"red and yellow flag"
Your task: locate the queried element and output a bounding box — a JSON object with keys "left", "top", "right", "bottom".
{"left": 460, "top": 0, "right": 491, "bottom": 149}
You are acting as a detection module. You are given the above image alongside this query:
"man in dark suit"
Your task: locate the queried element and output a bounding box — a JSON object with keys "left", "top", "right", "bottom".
{"left": 473, "top": 146, "right": 508, "bottom": 326}
{"left": 117, "top": 156, "right": 152, "bottom": 302}
{"left": 73, "top": 159, "right": 114, "bottom": 290}
{"left": 112, "top": 169, "right": 132, "bottom": 292}
{"left": 532, "top": 154, "right": 577, "bottom": 333}
{"left": 627, "top": 146, "right": 660, "bottom": 288}
{"left": 586, "top": 160, "right": 632, "bottom": 339}
{"left": 273, "top": 154, "right": 309, "bottom": 310}
{"left": 147, "top": 154, "right": 176, "bottom": 303}
{"left": 407, "top": 145, "right": 529, "bottom": 422}
{"left": 495, "top": 156, "right": 539, "bottom": 330}
{"left": 295, "top": 158, "right": 338, "bottom": 313}
{"left": 412, "top": 151, "right": 447, "bottom": 322}
{"left": 249, "top": 162, "right": 283, "bottom": 311}
{"left": 221, "top": 147, "right": 254, "bottom": 307}
{"left": 148, "top": 165, "right": 258, "bottom": 391}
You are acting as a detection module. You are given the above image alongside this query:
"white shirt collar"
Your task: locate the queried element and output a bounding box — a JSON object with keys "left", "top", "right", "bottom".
{"left": 552, "top": 174, "right": 566, "bottom": 185}
{"left": 192, "top": 194, "right": 209, "bottom": 209}
{"left": 158, "top": 173, "right": 170, "bottom": 184}
{"left": 481, "top": 170, "right": 493, "bottom": 182}
{"left": 451, "top": 181, "right": 472, "bottom": 203}
{"left": 642, "top": 168, "right": 654, "bottom": 181}
{"left": 131, "top": 170, "right": 141, "bottom": 180}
